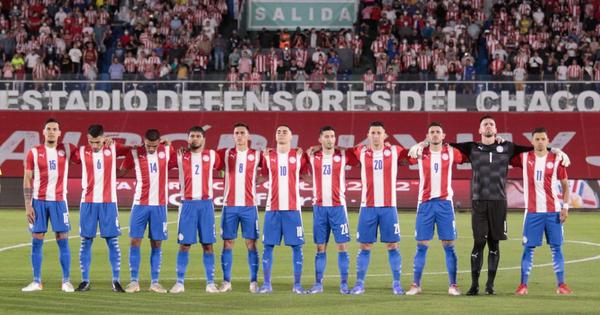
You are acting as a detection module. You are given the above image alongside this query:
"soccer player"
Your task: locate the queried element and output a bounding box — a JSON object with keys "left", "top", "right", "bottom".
{"left": 22, "top": 118, "right": 79, "bottom": 292}
{"left": 305, "top": 126, "right": 354, "bottom": 294}
{"left": 405, "top": 122, "right": 467, "bottom": 296}
{"left": 119, "top": 129, "right": 174, "bottom": 293}
{"left": 350, "top": 121, "right": 408, "bottom": 295}
{"left": 75, "top": 124, "right": 129, "bottom": 292}
{"left": 216, "top": 123, "right": 261, "bottom": 293}
{"left": 169, "top": 126, "right": 222, "bottom": 294}
{"left": 512, "top": 127, "right": 572, "bottom": 295}
{"left": 258, "top": 125, "right": 309, "bottom": 294}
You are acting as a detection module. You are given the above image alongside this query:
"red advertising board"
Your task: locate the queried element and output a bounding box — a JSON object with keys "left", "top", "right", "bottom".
{"left": 1, "top": 111, "right": 600, "bottom": 179}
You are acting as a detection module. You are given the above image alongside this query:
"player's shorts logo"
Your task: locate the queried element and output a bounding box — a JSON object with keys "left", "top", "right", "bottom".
{"left": 384, "top": 149, "right": 391, "bottom": 157}
{"left": 546, "top": 162, "right": 554, "bottom": 169}
{"left": 178, "top": 233, "right": 184, "bottom": 241}
{"left": 289, "top": 156, "right": 297, "bottom": 164}
{"left": 203, "top": 155, "right": 210, "bottom": 162}
{"left": 442, "top": 153, "right": 449, "bottom": 160}
{"left": 158, "top": 152, "right": 166, "bottom": 159}
{"left": 104, "top": 149, "right": 111, "bottom": 156}
{"left": 522, "top": 236, "right": 528, "bottom": 244}
{"left": 58, "top": 150, "right": 65, "bottom": 157}
{"left": 248, "top": 154, "right": 255, "bottom": 161}
{"left": 333, "top": 155, "right": 341, "bottom": 162}
{"left": 496, "top": 146, "right": 504, "bottom": 153}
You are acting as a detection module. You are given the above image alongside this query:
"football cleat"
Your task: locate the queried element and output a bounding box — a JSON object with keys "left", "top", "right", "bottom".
{"left": 258, "top": 284, "right": 273, "bottom": 294}
{"left": 21, "top": 282, "right": 43, "bottom": 292}
{"left": 556, "top": 283, "right": 573, "bottom": 295}
{"left": 112, "top": 281, "right": 125, "bottom": 293}
{"left": 405, "top": 283, "right": 422, "bottom": 296}
{"left": 219, "top": 281, "right": 232, "bottom": 293}
{"left": 75, "top": 281, "right": 90, "bottom": 292}
{"left": 339, "top": 283, "right": 350, "bottom": 295}
{"left": 169, "top": 282, "right": 185, "bottom": 294}
{"left": 306, "top": 283, "right": 323, "bottom": 294}
{"left": 249, "top": 281, "right": 259, "bottom": 293}
{"left": 448, "top": 284, "right": 461, "bottom": 296}
{"left": 61, "top": 282, "right": 75, "bottom": 293}
{"left": 350, "top": 283, "right": 365, "bottom": 295}
{"left": 515, "top": 284, "right": 528, "bottom": 296}
{"left": 292, "top": 284, "right": 306, "bottom": 294}
{"left": 149, "top": 282, "right": 167, "bottom": 293}
{"left": 392, "top": 281, "right": 405, "bottom": 295}
{"left": 205, "top": 283, "right": 220, "bottom": 293}
{"left": 124, "top": 281, "right": 140, "bottom": 293}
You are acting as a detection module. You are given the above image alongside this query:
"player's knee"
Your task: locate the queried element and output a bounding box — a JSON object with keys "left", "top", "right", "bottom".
{"left": 385, "top": 242, "right": 398, "bottom": 250}
{"left": 245, "top": 239, "right": 257, "bottom": 251}
{"left": 150, "top": 240, "right": 162, "bottom": 248}
{"left": 223, "top": 239, "right": 235, "bottom": 249}
{"left": 202, "top": 244, "right": 213, "bottom": 253}
{"left": 316, "top": 244, "right": 327, "bottom": 252}
{"left": 56, "top": 232, "right": 68, "bottom": 240}
{"left": 441, "top": 240, "right": 454, "bottom": 247}
{"left": 179, "top": 244, "right": 191, "bottom": 252}
{"left": 418, "top": 240, "right": 430, "bottom": 247}
{"left": 336, "top": 243, "right": 348, "bottom": 252}
{"left": 130, "top": 238, "right": 142, "bottom": 247}
{"left": 359, "top": 243, "right": 373, "bottom": 250}
{"left": 32, "top": 233, "right": 45, "bottom": 240}
{"left": 473, "top": 238, "right": 486, "bottom": 249}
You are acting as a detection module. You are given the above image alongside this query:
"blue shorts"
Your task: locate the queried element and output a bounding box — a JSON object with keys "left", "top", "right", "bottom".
{"left": 522, "top": 212, "right": 563, "bottom": 247}
{"left": 415, "top": 199, "right": 457, "bottom": 241}
{"left": 79, "top": 202, "right": 121, "bottom": 238}
{"left": 177, "top": 200, "right": 216, "bottom": 245}
{"left": 221, "top": 206, "right": 259, "bottom": 240}
{"left": 30, "top": 199, "right": 70, "bottom": 233}
{"left": 129, "top": 205, "right": 168, "bottom": 240}
{"left": 357, "top": 207, "right": 400, "bottom": 243}
{"left": 313, "top": 205, "right": 351, "bottom": 244}
{"left": 262, "top": 211, "right": 304, "bottom": 246}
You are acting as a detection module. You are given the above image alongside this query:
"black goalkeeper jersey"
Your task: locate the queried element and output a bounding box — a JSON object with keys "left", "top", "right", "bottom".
{"left": 450, "top": 141, "right": 532, "bottom": 201}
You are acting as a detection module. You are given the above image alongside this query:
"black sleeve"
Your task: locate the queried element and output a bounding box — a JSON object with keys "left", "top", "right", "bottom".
{"left": 449, "top": 142, "right": 473, "bottom": 157}
{"left": 512, "top": 143, "right": 534, "bottom": 157}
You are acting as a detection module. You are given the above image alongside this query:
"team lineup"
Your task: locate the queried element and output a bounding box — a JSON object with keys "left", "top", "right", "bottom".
{"left": 21, "top": 116, "right": 575, "bottom": 296}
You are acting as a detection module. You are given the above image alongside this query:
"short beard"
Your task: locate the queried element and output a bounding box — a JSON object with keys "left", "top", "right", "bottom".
{"left": 189, "top": 144, "right": 202, "bottom": 150}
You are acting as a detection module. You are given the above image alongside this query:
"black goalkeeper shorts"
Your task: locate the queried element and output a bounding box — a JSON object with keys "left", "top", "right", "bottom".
{"left": 471, "top": 200, "right": 508, "bottom": 241}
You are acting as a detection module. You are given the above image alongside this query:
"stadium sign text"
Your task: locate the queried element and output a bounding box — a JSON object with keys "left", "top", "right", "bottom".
{"left": 248, "top": 0, "right": 357, "bottom": 30}
{"left": 1, "top": 89, "right": 600, "bottom": 112}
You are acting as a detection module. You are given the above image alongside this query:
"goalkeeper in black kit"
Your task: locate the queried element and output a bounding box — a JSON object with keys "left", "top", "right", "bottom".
{"left": 409, "top": 116, "right": 570, "bottom": 295}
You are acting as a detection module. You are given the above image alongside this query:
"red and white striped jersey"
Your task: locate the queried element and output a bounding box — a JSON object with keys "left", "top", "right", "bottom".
{"left": 512, "top": 152, "right": 568, "bottom": 213}
{"left": 353, "top": 145, "right": 408, "bottom": 207}
{"left": 255, "top": 54, "right": 268, "bottom": 73}
{"left": 567, "top": 64, "right": 581, "bottom": 79}
{"left": 121, "top": 145, "right": 174, "bottom": 206}
{"left": 176, "top": 149, "right": 221, "bottom": 201}
{"left": 261, "top": 149, "right": 309, "bottom": 211}
{"left": 309, "top": 149, "right": 357, "bottom": 207}
{"left": 219, "top": 148, "right": 261, "bottom": 206}
{"left": 25, "top": 143, "right": 79, "bottom": 202}
{"left": 409, "top": 146, "right": 466, "bottom": 203}
{"left": 80, "top": 143, "right": 129, "bottom": 203}
{"left": 363, "top": 73, "right": 375, "bottom": 91}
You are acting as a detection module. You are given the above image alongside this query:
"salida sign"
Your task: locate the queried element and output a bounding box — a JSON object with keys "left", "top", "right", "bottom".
{"left": 1, "top": 111, "right": 599, "bottom": 179}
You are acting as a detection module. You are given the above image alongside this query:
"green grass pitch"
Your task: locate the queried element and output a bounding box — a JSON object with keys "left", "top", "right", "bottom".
{"left": 0, "top": 209, "right": 599, "bottom": 314}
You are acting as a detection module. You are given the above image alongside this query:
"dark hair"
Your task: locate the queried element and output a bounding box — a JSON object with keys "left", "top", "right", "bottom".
{"left": 370, "top": 121, "right": 385, "bottom": 128}
{"left": 188, "top": 126, "right": 205, "bottom": 136}
{"left": 531, "top": 127, "right": 548, "bottom": 136}
{"left": 319, "top": 126, "right": 335, "bottom": 135}
{"left": 428, "top": 122, "right": 443, "bottom": 130}
{"left": 87, "top": 124, "right": 104, "bottom": 137}
{"left": 233, "top": 122, "right": 250, "bottom": 132}
{"left": 277, "top": 125, "right": 292, "bottom": 132}
{"left": 44, "top": 118, "right": 60, "bottom": 128}
{"left": 479, "top": 115, "right": 495, "bottom": 123}
{"left": 144, "top": 129, "right": 161, "bottom": 141}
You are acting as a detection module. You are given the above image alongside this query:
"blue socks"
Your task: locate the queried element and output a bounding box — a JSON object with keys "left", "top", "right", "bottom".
{"left": 221, "top": 248, "right": 233, "bottom": 282}
{"left": 176, "top": 250, "right": 189, "bottom": 284}
{"left": 338, "top": 251, "right": 349, "bottom": 285}
{"left": 79, "top": 238, "right": 93, "bottom": 282}
{"left": 57, "top": 238, "right": 71, "bottom": 283}
{"left": 203, "top": 252, "right": 215, "bottom": 284}
{"left": 388, "top": 248, "right": 402, "bottom": 283}
{"left": 150, "top": 248, "right": 162, "bottom": 283}
{"left": 520, "top": 246, "right": 535, "bottom": 285}
{"left": 248, "top": 249, "right": 259, "bottom": 282}
{"left": 356, "top": 249, "right": 371, "bottom": 284}
{"left": 550, "top": 244, "right": 565, "bottom": 285}
{"left": 315, "top": 252, "right": 326, "bottom": 284}
{"left": 262, "top": 245, "right": 274, "bottom": 285}
{"left": 129, "top": 246, "right": 140, "bottom": 282}
{"left": 31, "top": 238, "right": 43, "bottom": 283}
{"left": 292, "top": 245, "right": 303, "bottom": 286}
{"left": 106, "top": 237, "right": 121, "bottom": 282}
{"left": 413, "top": 244, "right": 428, "bottom": 286}
{"left": 443, "top": 243, "right": 458, "bottom": 285}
